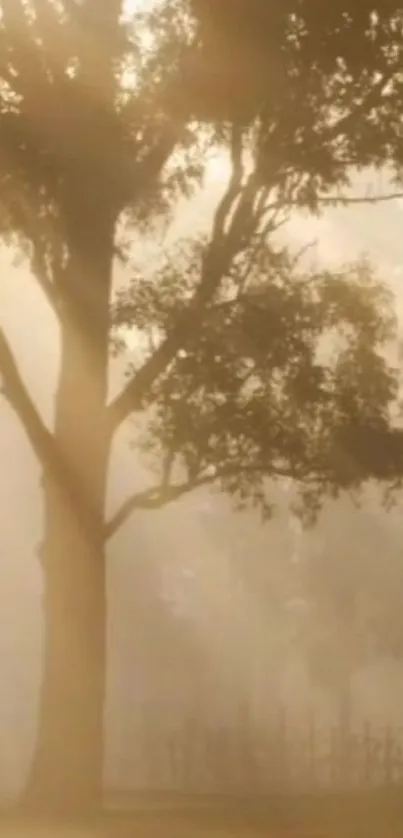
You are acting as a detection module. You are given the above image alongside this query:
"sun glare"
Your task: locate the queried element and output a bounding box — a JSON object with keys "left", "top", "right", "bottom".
{"left": 205, "top": 150, "right": 232, "bottom": 187}
{"left": 121, "top": 1, "right": 232, "bottom": 189}
{"left": 123, "top": 0, "right": 151, "bottom": 15}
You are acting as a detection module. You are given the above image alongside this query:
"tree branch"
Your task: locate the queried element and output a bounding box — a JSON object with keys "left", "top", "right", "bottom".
{"left": 260, "top": 188, "right": 403, "bottom": 219}
{"left": 0, "top": 327, "right": 103, "bottom": 548}
{"left": 104, "top": 483, "right": 196, "bottom": 539}
{"left": 108, "top": 133, "right": 246, "bottom": 429}
{"left": 211, "top": 125, "right": 243, "bottom": 241}
{"left": 316, "top": 190, "right": 403, "bottom": 208}
{"left": 105, "top": 474, "right": 225, "bottom": 539}
{"left": 105, "top": 417, "right": 403, "bottom": 538}
{"left": 0, "top": 327, "right": 54, "bottom": 465}
{"left": 104, "top": 461, "right": 305, "bottom": 540}
{"left": 108, "top": 129, "right": 259, "bottom": 431}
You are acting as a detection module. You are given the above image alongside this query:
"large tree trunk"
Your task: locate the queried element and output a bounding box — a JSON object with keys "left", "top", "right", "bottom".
{"left": 24, "top": 200, "right": 114, "bottom": 813}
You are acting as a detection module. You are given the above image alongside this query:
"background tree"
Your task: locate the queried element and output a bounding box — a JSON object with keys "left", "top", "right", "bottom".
{"left": 296, "top": 497, "right": 403, "bottom": 731}
{"left": 1, "top": 0, "right": 403, "bottom": 812}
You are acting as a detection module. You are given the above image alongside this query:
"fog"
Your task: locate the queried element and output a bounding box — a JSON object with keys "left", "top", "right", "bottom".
{"left": 1, "top": 171, "right": 403, "bottom": 797}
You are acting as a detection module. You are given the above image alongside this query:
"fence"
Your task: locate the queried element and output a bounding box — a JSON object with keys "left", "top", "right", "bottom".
{"left": 113, "top": 704, "right": 403, "bottom": 794}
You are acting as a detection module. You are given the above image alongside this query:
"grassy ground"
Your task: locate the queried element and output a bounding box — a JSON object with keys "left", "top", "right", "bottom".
{"left": 2, "top": 792, "right": 403, "bottom": 837}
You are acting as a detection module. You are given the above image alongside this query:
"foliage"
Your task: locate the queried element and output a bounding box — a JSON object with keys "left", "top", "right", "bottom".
{"left": 113, "top": 240, "right": 401, "bottom": 521}
{"left": 185, "top": 1, "right": 403, "bottom": 204}
{"left": 1, "top": 2, "right": 403, "bottom": 260}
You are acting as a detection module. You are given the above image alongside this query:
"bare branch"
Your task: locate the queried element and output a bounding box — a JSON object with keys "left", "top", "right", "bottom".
{"left": 0, "top": 327, "right": 54, "bottom": 465}
{"left": 262, "top": 189, "right": 403, "bottom": 217}
{"left": 290, "top": 239, "right": 318, "bottom": 269}
{"left": 317, "top": 190, "right": 403, "bottom": 207}
{"left": 105, "top": 474, "right": 219, "bottom": 539}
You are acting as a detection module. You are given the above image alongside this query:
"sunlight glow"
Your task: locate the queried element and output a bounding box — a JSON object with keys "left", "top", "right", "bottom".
{"left": 123, "top": 0, "right": 151, "bottom": 16}
{"left": 204, "top": 150, "right": 232, "bottom": 187}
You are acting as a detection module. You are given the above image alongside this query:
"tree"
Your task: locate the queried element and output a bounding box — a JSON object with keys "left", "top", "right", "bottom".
{"left": 1, "top": 0, "right": 403, "bottom": 812}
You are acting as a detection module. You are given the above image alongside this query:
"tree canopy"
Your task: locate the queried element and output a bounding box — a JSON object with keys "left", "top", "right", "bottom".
{"left": 186, "top": 1, "right": 403, "bottom": 196}
{"left": 111, "top": 244, "right": 401, "bottom": 528}
{"left": 1, "top": 0, "right": 403, "bottom": 532}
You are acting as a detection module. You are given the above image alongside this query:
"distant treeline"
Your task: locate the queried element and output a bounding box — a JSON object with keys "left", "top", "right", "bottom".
{"left": 112, "top": 703, "right": 403, "bottom": 794}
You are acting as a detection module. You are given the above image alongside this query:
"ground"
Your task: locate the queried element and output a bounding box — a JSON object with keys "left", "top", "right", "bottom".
{"left": 2, "top": 793, "right": 403, "bottom": 837}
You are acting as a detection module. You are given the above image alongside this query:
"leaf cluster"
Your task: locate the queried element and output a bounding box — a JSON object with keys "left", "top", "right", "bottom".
{"left": 185, "top": 1, "right": 403, "bottom": 204}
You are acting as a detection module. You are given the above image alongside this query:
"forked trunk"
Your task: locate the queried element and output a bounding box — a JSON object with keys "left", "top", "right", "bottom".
{"left": 24, "top": 204, "right": 114, "bottom": 813}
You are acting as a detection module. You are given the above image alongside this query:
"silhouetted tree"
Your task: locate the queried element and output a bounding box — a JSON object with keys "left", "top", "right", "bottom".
{"left": 0, "top": 0, "right": 403, "bottom": 811}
